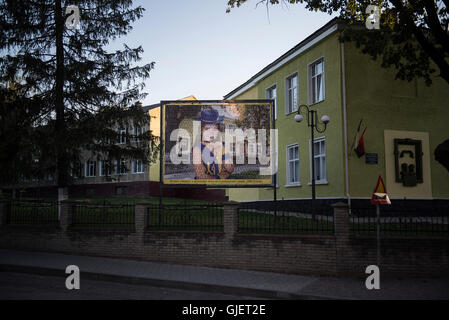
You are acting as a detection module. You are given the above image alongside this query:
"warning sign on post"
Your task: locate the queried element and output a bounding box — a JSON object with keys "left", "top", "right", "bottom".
{"left": 371, "top": 175, "right": 391, "bottom": 205}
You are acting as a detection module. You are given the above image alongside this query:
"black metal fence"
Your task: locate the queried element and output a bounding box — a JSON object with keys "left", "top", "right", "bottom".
{"left": 147, "top": 202, "right": 224, "bottom": 231}
{"left": 71, "top": 202, "right": 135, "bottom": 230}
{"left": 7, "top": 200, "right": 59, "bottom": 225}
{"left": 238, "top": 201, "right": 334, "bottom": 235}
{"left": 350, "top": 204, "right": 449, "bottom": 236}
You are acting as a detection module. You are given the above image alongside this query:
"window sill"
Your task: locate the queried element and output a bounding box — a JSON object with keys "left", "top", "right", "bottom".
{"left": 285, "top": 183, "right": 301, "bottom": 188}
{"left": 308, "top": 180, "right": 328, "bottom": 185}
{"left": 285, "top": 110, "right": 298, "bottom": 116}
{"left": 308, "top": 99, "right": 325, "bottom": 107}
{"left": 264, "top": 185, "right": 279, "bottom": 190}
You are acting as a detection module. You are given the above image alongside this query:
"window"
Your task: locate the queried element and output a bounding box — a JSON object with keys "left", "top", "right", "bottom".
{"left": 310, "top": 137, "right": 326, "bottom": 183}
{"left": 132, "top": 159, "right": 144, "bottom": 174}
{"left": 71, "top": 162, "right": 82, "bottom": 178}
{"left": 100, "top": 160, "right": 112, "bottom": 176}
{"left": 309, "top": 58, "right": 324, "bottom": 104}
{"left": 133, "top": 126, "right": 142, "bottom": 142}
{"left": 119, "top": 158, "right": 127, "bottom": 175}
{"left": 266, "top": 85, "right": 277, "bottom": 120}
{"left": 85, "top": 161, "right": 96, "bottom": 177}
{"left": 285, "top": 73, "right": 298, "bottom": 114}
{"left": 119, "top": 128, "right": 126, "bottom": 144}
{"left": 286, "top": 144, "right": 299, "bottom": 185}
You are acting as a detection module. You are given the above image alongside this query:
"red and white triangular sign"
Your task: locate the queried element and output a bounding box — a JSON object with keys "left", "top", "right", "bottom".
{"left": 371, "top": 175, "right": 391, "bottom": 205}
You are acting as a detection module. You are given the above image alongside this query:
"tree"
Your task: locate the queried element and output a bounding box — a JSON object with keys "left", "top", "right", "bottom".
{"left": 0, "top": 82, "right": 54, "bottom": 186}
{"left": 226, "top": 0, "right": 449, "bottom": 86}
{"left": 0, "top": 0, "right": 157, "bottom": 196}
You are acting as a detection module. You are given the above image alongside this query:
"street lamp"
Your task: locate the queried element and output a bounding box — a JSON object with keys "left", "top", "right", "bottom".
{"left": 295, "top": 105, "right": 330, "bottom": 210}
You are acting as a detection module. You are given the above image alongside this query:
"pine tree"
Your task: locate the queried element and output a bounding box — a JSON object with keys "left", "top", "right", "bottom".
{"left": 0, "top": 0, "right": 157, "bottom": 197}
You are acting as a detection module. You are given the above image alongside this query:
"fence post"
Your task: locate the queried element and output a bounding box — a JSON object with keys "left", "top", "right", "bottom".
{"left": 223, "top": 202, "right": 240, "bottom": 237}
{"left": 135, "top": 204, "right": 147, "bottom": 235}
{"left": 60, "top": 201, "right": 72, "bottom": 231}
{"left": 0, "top": 201, "right": 9, "bottom": 227}
{"left": 332, "top": 202, "right": 350, "bottom": 238}
{"left": 332, "top": 202, "right": 350, "bottom": 275}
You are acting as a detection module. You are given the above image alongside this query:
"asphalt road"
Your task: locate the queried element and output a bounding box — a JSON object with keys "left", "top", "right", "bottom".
{"left": 0, "top": 272, "right": 263, "bottom": 300}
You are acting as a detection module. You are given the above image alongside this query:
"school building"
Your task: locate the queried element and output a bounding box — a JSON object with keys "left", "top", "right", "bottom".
{"left": 222, "top": 17, "right": 449, "bottom": 206}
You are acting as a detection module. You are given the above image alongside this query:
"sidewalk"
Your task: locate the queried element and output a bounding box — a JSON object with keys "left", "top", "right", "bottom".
{"left": 0, "top": 249, "right": 448, "bottom": 300}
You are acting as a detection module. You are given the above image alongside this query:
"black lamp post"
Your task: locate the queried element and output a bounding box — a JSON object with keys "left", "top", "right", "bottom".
{"left": 294, "top": 105, "right": 330, "bottom": 211}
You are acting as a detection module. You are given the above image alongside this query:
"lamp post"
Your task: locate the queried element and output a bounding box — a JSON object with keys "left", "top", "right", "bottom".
{"left": 294, "top": 105, "right": 330, "bottom": 212}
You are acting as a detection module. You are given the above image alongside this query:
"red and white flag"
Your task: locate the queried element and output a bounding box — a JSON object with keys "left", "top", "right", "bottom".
{"left": 355, "top": 127, "right": 367, "bottom": 158}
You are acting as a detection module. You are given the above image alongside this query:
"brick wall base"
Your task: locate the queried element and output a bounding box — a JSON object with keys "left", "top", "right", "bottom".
{"left": 0, "top": 226, "right": 447, "bottom": 277}
{"left": 0, "top": 201, "right": 447, "bottom": 277}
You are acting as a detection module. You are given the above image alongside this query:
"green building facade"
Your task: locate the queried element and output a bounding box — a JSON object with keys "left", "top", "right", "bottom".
{"left": 223, "top": 18, "right": 449, "bottom": 203}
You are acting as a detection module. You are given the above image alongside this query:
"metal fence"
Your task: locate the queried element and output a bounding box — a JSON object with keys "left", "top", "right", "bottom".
{"left": 350, "top": 204, "right": 449, "bottom": 236}
{"left": 7, "top": 200, "right": 59, "bottom": 225}
{"left": 147, "top": 202, "right": 224, "bottom": 231}
{"left": 71, "top": 202, "right": 135, "bottom": 230}
{"left": 238, "top": 201, "right": 334, "bottom": 235}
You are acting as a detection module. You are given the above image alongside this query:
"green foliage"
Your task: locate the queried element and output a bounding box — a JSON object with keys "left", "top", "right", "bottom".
{"left": 0, "top": 0, "right": 157, "bottom": 187}
{"left": 226, "top": 0, "right": 449, "bottom": 85}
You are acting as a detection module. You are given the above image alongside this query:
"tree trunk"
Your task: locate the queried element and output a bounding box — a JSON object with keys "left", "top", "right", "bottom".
{"left": 55, "top": 0, "right": 69, "bottom": 207}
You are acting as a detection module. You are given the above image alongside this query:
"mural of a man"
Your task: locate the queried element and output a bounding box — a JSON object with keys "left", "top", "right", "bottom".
{"left": 192, "top": 109, "right": 234, "bottom": 179}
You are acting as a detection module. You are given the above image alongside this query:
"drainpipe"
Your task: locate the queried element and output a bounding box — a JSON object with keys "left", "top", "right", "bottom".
{"left": 341, "top": 40, "right": 351, "bottom": 213}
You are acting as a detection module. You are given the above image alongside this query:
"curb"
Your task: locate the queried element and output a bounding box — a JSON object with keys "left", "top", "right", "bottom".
{"left": 0, "top": 264, "right": 331, "bottom": 300}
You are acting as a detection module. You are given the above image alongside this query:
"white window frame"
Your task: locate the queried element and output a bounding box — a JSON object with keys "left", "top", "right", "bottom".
{"left": 133, "top": 125, "right": 142, "bottom": 142}
{"left": 113, "top": 160, "right": 119, "bottom": 175}
{"left": 119, "top": 158, "right": 127, "bottom": 175}
{"left": 265, "top": 84, "right": 277, "bottom": 120}
{"left": 285, "top": 73, "right": 298, "bottom": 114}
{"left": 100, "top": 160, "right": 112, "bottom": 177}
{"left": 118, "top": 128, "right": 126, "bottom": 144}
{"left": 286, "top": 143, "right": 300, "bottom": 186}
{"left": 71, "top": 162, "right": 82, "bottom": 178}
{"left": 308, "top": 57, "right": 325, "bottom": 105}
{"left": 309, "top": 137, "right": 327, "bottom": 184}
{"left": 132, "top": 159, "right": 144, "bottom": 174}
{"left": 85, "top": 160, "right": 96, "bottom": 178}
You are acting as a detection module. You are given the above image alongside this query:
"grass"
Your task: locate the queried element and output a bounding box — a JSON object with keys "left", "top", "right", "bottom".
{"left": 14, "top": 196, "right": 220, "bottom": 205}
{"left": 147, "top": 204, "right": 224, "bottom": 231}
{"left": 71, "top": 204, "right": 135, "bottom": 230}
{"left": 238, "top": 210, "right": 334, "bottom": 235}
{"left": 9, "top": 201, "right": 58, "bottom": 225}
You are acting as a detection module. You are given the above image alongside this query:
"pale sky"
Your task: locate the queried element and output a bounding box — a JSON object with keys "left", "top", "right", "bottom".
{"left": 114, "top": 0, "right": 337, "bottom": 105}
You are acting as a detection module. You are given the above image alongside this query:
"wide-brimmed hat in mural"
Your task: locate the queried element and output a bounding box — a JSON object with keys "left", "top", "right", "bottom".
{"left": 195, "top": 109, "right": 224, "bottom": 125}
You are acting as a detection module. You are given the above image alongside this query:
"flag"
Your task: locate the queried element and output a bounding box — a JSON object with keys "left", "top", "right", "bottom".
{"left": 355, "top": 127, "right": 367, "bottom": 158}
{"left": 350, "top": 119, "right": 363, "bottom": 157}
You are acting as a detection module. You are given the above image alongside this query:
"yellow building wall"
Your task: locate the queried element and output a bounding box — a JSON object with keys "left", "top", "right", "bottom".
{"left": 149, "top": 107, "right": 161, "bottom": 182}
{"left": 149, "top": 95, "right": 197, "bottom": 182}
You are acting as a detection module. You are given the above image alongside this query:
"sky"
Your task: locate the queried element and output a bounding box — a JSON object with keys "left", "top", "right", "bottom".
{"left": 112, "top": 0, "right": 337, "bottom": 106}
